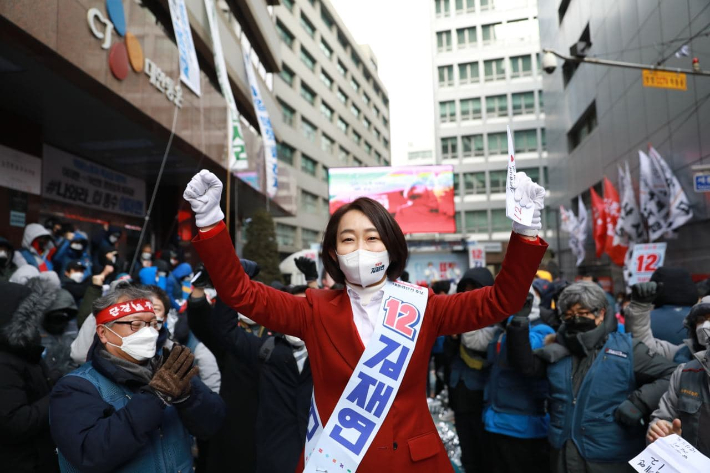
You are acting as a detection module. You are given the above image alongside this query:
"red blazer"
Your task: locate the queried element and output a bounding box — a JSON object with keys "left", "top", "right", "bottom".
{"left": 193, "top": 223, "right": 547, "bottom": 472}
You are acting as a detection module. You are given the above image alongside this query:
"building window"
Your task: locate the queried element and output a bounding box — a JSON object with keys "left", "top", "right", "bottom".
{"left": 435, "top": 0, "right": 450, "bottom": 18}
{"left": 538, "top": 91, "right": 544, "bottom": 112}
{"left": 364, "top": 141, "right": 372, "bottom": 155}
{"left": 488, "top": 132, "right": 506, "bottom": 155}
{"left": 439, "top": 101, "right": 456, "bottom": 123}
{"left": 453, "top": 173, "right": 460, "bottom": 194}
{"left": 489, "top": 170, "right": 507, "bottom": 193}
{"left": 337, "top": 117, "right": 349, "bottom": 134}
{"left": 455, "top": 0, "right": 475, "bottom": 13}
{"left": 483, "top": 58, "right": 505, "bottom": 81}
{"left": 374, "top": 129, "right": 381, "bottom": 141}
{"left": 363, "top": 117, "right": 371, "bottom": 130}
{"left": 300, "top": 47, "right": 316, "bottom": 71}
{"left": 481, "top": 23, "right": 501, "bottom": 45}
{"left": 437, "top": 31, "right": 452, "bottom": 52}
{"left": 383, "top": 137, "right": 389, "bottom": 148}
{"left": 280, "top": 65, "right": 295, "bottom": 87}
{"left": 520, "top": 167, "right": 540, "bottom": 183}
{"left": 350, "top": 104, "right": 360, "bottom": 118}
{"left": 337, "top": 60, "right": 347, "bottom": 77}
{"left": 320, "top": 70, "right": 333, "bottom": 89}
{"left": 277, "top": 141, "right": 295, "bottom": 165}
{"left": 350, "top": 78, "right": 360, "bottom": 93}
{"left": 321, "top": 133, "right": 335, "bottom": 154}
{"left": 515, "top": 129, "right": 538, "bottom": 152}
{"left": 352, "top": 131, "right": 362, "bottom": 145}
{"left": 300, "top": 83, "right": 316, "bottom": 105}
{"left": 320, "top": 39, "right": 333, "bottom": 59}
{"left": 490, "top": 209, "right": 509, "bottom": 231}
{"left": 301, "top": 190, "right": 319, "bottom": 213}
{"left": 352, "top": 158, "right": 362, "bottom": 167}
{"left": 486, "top": 94, "right": 508, "bottom": 118}
{"left": 351, "top": 51, "right": 361, "bottom": 69}
{"left": 463, "top": 172, "right": 486, "bottom": 194}
{"left": 456, "top": 27, "right": 477, "bottom": 49}
{"left": 301, "top": 155, "right": 317, "bottom": 176}
{"left": 337, "top": 30, "right": 349, "bottom": 51}
{"left": 276, "top": 21, "right": 294, "bottom": 48}
{"left": 383, "top": 116, "right": 388, "bottom": 128}
{"left": 302, "top": 228, "right": 320, "bottom": 247}
{"left": 458, "top": 61, "right": 479, "bottom": 84}
{"left": 302, "top": 119, "right": 317, "bottom": 142}
{"left": 300, "top": 13, "right": 316, "bottom": 38}
{"left": 373, "top": 106, "right": 380, "bottom": 117}
{"left": 512, "top": 92, "right": 535, "bottom": 115}
{"left": 337, "top": 88, "right": 347, "bottom": 105}
{"left": 462, "top": 134, "right": 484, "bottom": 157}
{"left": 480, "top": 0, "right": 493, "bottom": 10}
{"left": 465, "top": 210, "right": 488, "bottom": 232}
{"left": 320, "top": 101, "right": 333, "bottom": 121}
{"left": 363, "top": 94, "right": 371, "bottom": 106}
{"left": 541, "top": 128, "right": 547, "bottom": 150}
{"left": 338, "top": 146, "right": 349, "bottom": 163}
{"left": 460, "top": 98, "right": 482, "bottom": 120}
{"left": 279, "top": 99, "right": 296, "bottom": 126}
{"left": 441, "top": 137, "right": 457, "bottom": 159}
{"left": 568, "top": 102, "right": 597, "bottom": 151}
{"left": 438, "top": 65, "right": 454, "bottom": 87}
{"left": 455, "top": 212, "right": 463, "bottom": 232}
{"left": 322, "top": 166, "right": 329, "bottom": 183}
{"left": 276, "top": 223, "right": 296, "bottom": 247}
{"left": 510, "top": 55, "right": 533, "bottom": 78}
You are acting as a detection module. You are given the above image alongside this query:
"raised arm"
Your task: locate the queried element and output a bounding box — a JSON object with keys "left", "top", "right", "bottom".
{"left": 625, "top": 282, "right": 681, "bottom": 361}
{"left": 184, "top": 171, "right": 310, "bottom": 338}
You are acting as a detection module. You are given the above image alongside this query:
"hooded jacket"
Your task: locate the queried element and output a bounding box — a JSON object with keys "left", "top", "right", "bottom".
{"left": 167, "top": 263, "right": 192, "bottom": 309}
{"left": 53, "top": 231, "right": 92, "bottom": 278}
{"left": 19, "top": 224, "right": 53, "bottom": 271}
{"left": 0, "top": 237, "right": 19, "bottom": 282}
{"left": 0, "top": 280, "right": 59, "bottom": 472}
{"left": 649, "top": 267, "right": 698, "bottom": 345}
{"left": 39, "top": 287, "right": 79, "bottom": 381}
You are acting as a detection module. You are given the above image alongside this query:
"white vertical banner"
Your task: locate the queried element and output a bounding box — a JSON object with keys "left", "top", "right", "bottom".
{"left": 648, "top": 146, "right": 693, "bottom": 233}
{"left": 203, "top": 0, "right": 248, "bottom": 171}
{"left": 614, "top": 161, "right": 647, "bottom": 247}
{"left": 639, "top": 150, "right": 670, "bottom": 241}
{"left": 576, "top": 196, "right": 588, "bottom": 266}
{"left": 243, "top": 50, "right": 278, "bottom": 197}
{"left": 168, "top": 0, "right": 201, "bottom": 96}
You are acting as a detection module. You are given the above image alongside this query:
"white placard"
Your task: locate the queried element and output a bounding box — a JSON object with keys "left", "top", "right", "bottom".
{"left": 168, "top": 0, "right": 201, "bottom": 96}
{"left": 468, "top": 243, "right": 486, "bottom": 268}
{"left": 505, "top": 126, "right": 534, "bottom": 226}
{"left": 0, "top": 144, "right": 42, "bottom": 195}
{"left": 41, "top": 145, "right": 146, "bottom": 217}
{"left": 629, "top": 434, "right": 710, "bottom": 473}
{"left": 628, "top": 242, "right": 667, "bottom": 286}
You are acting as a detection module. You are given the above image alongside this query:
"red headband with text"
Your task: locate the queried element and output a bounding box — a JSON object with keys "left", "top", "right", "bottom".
{"left": 96, "top": 299, "right": 155, "bottom": 326}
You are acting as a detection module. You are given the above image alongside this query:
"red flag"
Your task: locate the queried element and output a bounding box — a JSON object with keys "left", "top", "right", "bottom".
{"left": 590, "top": 187, "right": 606, "bottom": 258}
{"left": 603, "top": 176, "right": 628, "bottom": 266}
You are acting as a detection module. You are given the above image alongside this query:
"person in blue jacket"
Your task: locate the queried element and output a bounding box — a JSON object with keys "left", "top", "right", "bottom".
{"left": 167, "top": 262, "right": 193, "bottom": 310}
{"left": 50, "top": 284, "right": 225, "bottom": 473}
{"left": 506, "top": 281, "right": 677, "bottom": 473}
{"left": 485, "top": 289, "right": 554, "bottom": 473}
{"left": 52, "top": 231, "right": 92, "bottom": 278}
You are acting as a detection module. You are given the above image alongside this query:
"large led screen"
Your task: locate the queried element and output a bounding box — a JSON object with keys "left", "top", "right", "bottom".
{"left": 328, "top": 165, "right": 456, "bottom": 234}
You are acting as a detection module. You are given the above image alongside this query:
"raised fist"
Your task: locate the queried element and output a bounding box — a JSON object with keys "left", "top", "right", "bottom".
{"left": 512, "top": 171, "right": 545, "bottom": 237}
{"left": 183, "top": 170, "right": 225, "bottom": 228}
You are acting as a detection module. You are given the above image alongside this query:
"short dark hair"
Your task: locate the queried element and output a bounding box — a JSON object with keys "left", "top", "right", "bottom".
{"left": 431, "top": 280, "right": 451, "bottom": 295}
{"left": 321, "top": 197, "right": 408, "bottom": 285}
{"left": 143, "top": 285, "right": 171, "bottom": 314}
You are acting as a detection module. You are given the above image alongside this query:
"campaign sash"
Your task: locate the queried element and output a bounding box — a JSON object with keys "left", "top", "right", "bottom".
{"left": 303, "top": 280, "right": 428, "bottom": 473}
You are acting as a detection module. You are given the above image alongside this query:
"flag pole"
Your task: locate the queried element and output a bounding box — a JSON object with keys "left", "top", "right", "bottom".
{"left": 226, "top": 166, "right": 231, "bottom": 235}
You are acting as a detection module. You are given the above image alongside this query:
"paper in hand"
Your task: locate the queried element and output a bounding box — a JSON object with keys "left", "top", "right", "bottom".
{"left": 629, "top": 434, "right": 710, "bottom": 473}
{"left": 505, "top": 126, "right": 535, "bottom": 226}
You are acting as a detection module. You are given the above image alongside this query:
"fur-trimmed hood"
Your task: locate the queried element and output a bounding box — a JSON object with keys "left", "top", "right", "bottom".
{"left": 0, "top": 277, "right": 58, "bottom": 359}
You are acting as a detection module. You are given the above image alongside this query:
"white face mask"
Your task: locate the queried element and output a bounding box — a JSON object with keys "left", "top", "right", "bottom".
{"left": 170, "top": 258, "right": 179, "bottom": 267}
{"left": 141, "top": 252, "right": 152, "bottom": 260}
{"left": 109, "top": 235, "right": 119, "bottom": 244}
{"left": 70, "top": 243, "right": 84, "bottom": 251}
{"left": 285, "top": 335, "right": 305, "bottom": 347}
{"left": 68, "top": 272, "right": 84, "bottom": 283}
{"left": 336, "top": 249, "right": 389, "bottom": 287}
{"left": 104, "top": 325, "right": 159, "bottom": 361}
{"left": 696, "top": 321, "right": 710, "bottom": 347}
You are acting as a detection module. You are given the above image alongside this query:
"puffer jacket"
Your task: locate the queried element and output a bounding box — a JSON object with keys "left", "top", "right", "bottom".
{"left": 0, "top": 280, "right": 59, "bottom": 472}
{"left": 52, "top": 231, "right": 92, "bottom": 278}
{"left": 19, "top": 224, "right": 53, "bottom": 271}
{"left": 0, "top": 236, "right": 20, "bottom": 282}
{"left": 38, "top": 286, "right": 79, "bottom": 380}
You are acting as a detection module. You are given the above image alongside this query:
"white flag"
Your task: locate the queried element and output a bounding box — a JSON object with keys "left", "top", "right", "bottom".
{"left": 639, "top": 150, "right": 670, "bottom": 241}
{"left": 575, "top": 196, "right": 588, "bottom": 266}
{"left": 648, "top": 146, "right": 693, "bottom": 234}
{"left": 613, "top": 161, "right": 647, "bottom": 246}
{"left": 560, "top": 205, "right": 581, "bottom": 266}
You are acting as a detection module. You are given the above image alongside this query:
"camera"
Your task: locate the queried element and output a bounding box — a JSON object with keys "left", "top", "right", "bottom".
{"left": 542, "top": 51, "right": 557, "bottom": 74}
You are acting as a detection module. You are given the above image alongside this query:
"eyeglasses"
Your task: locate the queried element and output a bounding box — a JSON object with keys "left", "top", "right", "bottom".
{"left": 112, "top": 320, "right": 160, "bottom": 332}
{"left": 562, "top": 309, "right": 596, "bottom": 320}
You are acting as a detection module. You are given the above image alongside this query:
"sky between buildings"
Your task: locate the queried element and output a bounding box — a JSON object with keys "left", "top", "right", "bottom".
{"left": 329, "top": 0, "right": 436, "bottom": 165}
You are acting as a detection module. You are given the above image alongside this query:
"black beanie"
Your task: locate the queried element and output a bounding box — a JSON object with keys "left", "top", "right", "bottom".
{"left": 651, "top": 267, "right": 698, "bottom": 307}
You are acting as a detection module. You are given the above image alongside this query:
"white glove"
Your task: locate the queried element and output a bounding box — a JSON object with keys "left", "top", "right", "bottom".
{"left": 183, "top": 170, "right": 225, "bottom": 228}
{"left": 511, "top": 172, "right": 545, "bottom": 237}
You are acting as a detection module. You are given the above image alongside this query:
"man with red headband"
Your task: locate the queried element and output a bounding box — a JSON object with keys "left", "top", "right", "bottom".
{"left": 49, "top": 284, "right": 225, "bottom": 472}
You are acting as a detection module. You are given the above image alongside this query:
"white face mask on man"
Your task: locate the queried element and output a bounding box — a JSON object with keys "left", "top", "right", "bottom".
{"left": 336, "top": 249, "right": 390, "bottom": 287}
{"left": 696, "top": 321, "right": 710, "bottom": 347}
{"left": 68, "top": 272, "right": 84, "bottom": 284}
{"left": 103, "top": 325, "right": 159, "bottom": 361}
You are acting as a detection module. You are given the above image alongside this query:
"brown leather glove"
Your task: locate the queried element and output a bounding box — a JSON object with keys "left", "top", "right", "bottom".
{"left": 147, "top": 345, "right": 199, "bottom": 404}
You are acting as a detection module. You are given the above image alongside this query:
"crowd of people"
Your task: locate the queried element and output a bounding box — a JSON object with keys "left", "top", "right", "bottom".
{"left": 0, "top": 169, "right": 708, "bottom": 473}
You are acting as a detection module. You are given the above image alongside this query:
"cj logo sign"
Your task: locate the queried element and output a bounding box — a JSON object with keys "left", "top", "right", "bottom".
{"left": 87, "top": 0, "right": 183, "bottom": 107}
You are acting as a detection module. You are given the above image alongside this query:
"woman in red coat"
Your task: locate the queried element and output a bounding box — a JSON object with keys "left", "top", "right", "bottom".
{"left": 184, "top": 170, "right": 547, "bottom": 472}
